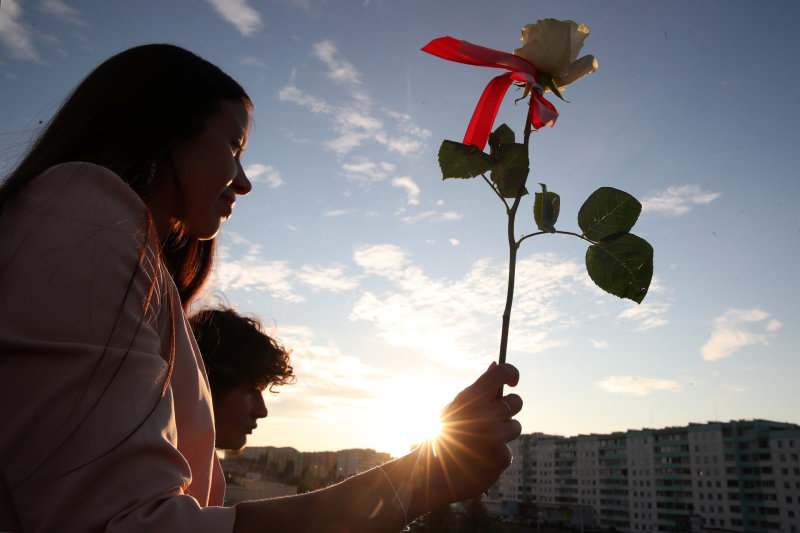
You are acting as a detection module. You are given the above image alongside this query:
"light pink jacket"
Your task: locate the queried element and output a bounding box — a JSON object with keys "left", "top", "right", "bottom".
{"left": 0, "top": 163, "right": 236, "bottom": 532}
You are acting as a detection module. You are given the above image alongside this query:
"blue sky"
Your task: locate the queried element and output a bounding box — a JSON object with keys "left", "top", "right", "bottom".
{"left": 2, "top": 0, "right": 798, "bottom": 458}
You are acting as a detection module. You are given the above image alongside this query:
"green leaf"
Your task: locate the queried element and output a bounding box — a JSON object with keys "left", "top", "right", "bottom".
{"left": 547, "top": 77, "right": 565, "bottom": 101}
{"left": 578, "top": 187, "right": 642, "bottom": 241}
{"left": 539, "top": 73, "right": 565, "bottom": 101}
{"left": 490, "top": 143, "right": 529, "bottom": 198}
{"left": 533, "top": 183, "right": 560, "bottom": 232}
{"left": 437, "top": 140, "right": 492, "bottom": 180}
{"left": 585, "top": 233, "right": 653, "bottom": 304}
{"left": 488, "top": 124, "right": 515, "bottom": 154}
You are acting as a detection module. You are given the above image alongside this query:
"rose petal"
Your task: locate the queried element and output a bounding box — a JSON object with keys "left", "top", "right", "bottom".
{"left": 554, "top": 55, "right": 598, "bottom": 88}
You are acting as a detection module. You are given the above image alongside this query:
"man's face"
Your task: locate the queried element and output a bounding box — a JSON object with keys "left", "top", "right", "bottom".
{"left": 213, "top": 380, "right": 268, "bottom": 452}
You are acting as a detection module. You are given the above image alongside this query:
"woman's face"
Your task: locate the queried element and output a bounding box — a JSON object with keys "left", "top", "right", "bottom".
{"left": 150, "top": 99, "right": 253, "bottom": 239}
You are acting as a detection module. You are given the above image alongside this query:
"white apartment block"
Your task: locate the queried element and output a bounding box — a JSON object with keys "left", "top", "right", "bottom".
{"left": 489, "top": 420, "right": 800, "bottom": 532}
{"left": 336, "top": 448, "right": 392, "bottom": 478}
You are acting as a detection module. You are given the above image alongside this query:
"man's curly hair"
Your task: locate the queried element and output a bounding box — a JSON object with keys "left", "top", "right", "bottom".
{"left": 189, "top": 307, "right": 295, "bottom": 404}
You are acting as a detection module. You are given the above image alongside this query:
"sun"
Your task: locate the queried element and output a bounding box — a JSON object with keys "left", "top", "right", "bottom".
{"left": 376, "top": 386, "right": 448, "bottom": 458}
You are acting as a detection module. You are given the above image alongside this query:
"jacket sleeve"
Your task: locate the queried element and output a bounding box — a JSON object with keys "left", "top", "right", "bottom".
{"left": 0, "top": 163, "right": 236, "bottom": 533}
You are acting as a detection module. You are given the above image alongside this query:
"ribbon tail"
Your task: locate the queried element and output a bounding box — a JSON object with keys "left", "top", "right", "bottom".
{"left": 463, "top": 73, "right": 514, "bottom": 150}
{"left": 530, "top": 92, "right": 559, "bottom": 130}
{"left": 422, "top": 37, "right": 539, "bottom": 77}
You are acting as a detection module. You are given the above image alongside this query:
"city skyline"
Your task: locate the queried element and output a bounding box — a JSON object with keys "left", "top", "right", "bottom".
{"left": 1, "top": 0, "right": 798, "bottom": 457}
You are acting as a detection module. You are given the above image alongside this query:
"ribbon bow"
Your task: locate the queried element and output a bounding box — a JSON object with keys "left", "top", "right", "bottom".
{"left": 422, "top": 36, "right": 558, "bottom": 151}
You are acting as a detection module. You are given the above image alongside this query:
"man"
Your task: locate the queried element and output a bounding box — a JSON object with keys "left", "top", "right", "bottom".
{"left": 189, "top": 306, "right": 295, "bottom": 452}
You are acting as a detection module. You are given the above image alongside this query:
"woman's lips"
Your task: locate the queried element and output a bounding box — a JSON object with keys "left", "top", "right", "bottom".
{"left": 220, "top": 191, "right": 236, "bottom": 216}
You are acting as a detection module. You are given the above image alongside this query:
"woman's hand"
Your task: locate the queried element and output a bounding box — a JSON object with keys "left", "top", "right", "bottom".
{"left": 406, "top": 362, "right": 522, "bottom": 514}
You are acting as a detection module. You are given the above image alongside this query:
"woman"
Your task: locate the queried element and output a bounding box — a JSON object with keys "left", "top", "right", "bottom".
{"left": 0, "top": 44, "right": 522, "bottom": 532}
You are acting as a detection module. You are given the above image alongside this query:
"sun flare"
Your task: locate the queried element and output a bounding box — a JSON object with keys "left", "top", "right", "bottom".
{"left": 376, "top": 386, "right": 448, "bottom": 458}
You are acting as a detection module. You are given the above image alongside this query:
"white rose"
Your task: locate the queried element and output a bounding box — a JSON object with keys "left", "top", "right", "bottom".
{"left": 513, "top": 18, "right": 598, "bottom": 89}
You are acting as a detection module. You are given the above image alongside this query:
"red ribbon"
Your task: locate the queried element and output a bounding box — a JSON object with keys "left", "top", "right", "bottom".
{"left": 422, "top": 36, "right": 558, "bottom": 150}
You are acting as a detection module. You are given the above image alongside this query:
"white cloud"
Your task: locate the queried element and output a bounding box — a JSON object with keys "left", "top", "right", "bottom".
{"left": 353, "top": 244, "right": 408, "bottom": 276}
{"left": 214, "top": 234, "right": 362, "bottom": 300}
{"left": 642, "top": 184, "right": 720, "bottom": 216}
{"left": 241, "top": 55, "right": 268, "bottom": 69}
{"left": 382, "top": 108, "right": 432, "bottom": 139}
{"left": 296, "top": 264, "right": 358, "bottom": 293}
{"left": 701, "top": 308, "right": 781, "bottom": 362}
{"left": 279, "top": 42, "right": 431, "bottom": 157}
{"left": 278, "top": 84, "right": 334, "bottom": 114}
{"left": 449, "top": 238, "right": 459, "bottom": 246}
{"left": 323, "top": 209, "right": 351, "bottom": 217}
{"left": 324, "top": 133, "right": 369, "bottom": 155}
{"left": 597, "top": 376, "right": 681, "bottom": 396}
{"left": 205, "top": 0, "right": 262, "bottom": 36}
{"left": 401, "top": 210, "right": 463, "bottom": 223}
{"left": 0, "top": 0, "right": 39, "bottom": 61}
{"left": 38, "top": 0, "right": 86, "bottom": 26}
{"left": 392, "top": 177, "right": 420, "bottom": 205}
{"left": 245, "top": 163, "right": 283, "bottom": 188}
{"left": 618, "top": 300, "right": 670, "bottom": 331}
{"left": 590, "top": 339, "right": 609, "bottom": 349}
{"left": 312, "top": 40, "right": 361, "bottom": 85}
{"left": 349, "top": 249, "right": 587, "bottom": 366}
{"left": 216, "top": 256, "right": 303, "bottom": 302}
{"left": 341, "top": 159, "right": 395, "bottom": 184}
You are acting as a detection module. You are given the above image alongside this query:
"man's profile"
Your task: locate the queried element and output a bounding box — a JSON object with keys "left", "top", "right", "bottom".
{"left": 189, "top": 307, "right": 294, "bottom": 452}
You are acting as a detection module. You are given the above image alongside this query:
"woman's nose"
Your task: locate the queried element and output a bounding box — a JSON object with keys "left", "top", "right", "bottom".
{"left": 233, "top": 164, "right": 252, "bottom": 196}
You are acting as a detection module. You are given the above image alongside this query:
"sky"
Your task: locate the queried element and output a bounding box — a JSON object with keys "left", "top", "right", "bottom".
{"left": 1, "top": 0, "right": 798, "bottom": 459}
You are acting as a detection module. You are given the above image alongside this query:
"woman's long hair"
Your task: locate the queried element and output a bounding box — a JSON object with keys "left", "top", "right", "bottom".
{"left": 0, "top": 46, "right": 252, "bottom": 498}
{"left": 0, "top": 43, "right": 251, "bottom": 307}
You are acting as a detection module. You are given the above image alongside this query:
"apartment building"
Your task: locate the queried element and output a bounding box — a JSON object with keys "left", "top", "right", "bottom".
{"left": 490, "top": 420, "right": 800, "bottom": 532}
{"left": 230, "top": 445, "right": 390, "bottom": 481}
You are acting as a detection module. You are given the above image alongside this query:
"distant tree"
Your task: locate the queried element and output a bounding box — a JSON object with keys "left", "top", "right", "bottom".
{"left": 458, "top": 497, "right": 496, "bottom": 533}
{"left": 409, "top": 504, "right": 460, "bottom": 533}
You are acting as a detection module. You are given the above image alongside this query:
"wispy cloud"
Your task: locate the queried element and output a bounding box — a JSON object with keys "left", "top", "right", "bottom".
{"left": 392, "top": 177, "right": 420, "bottom": 205}
{"left": 0, "top": 0, "right": 39, "bottom": 61}
{"left": 349, "top": 247, "right": 586, "bottom": 366}
{"left": 312, "top": 40, "right": 362, "bottom": 86}
{"left": 701, "top": 308, "right": 782, "bottom": 362}
{"left": 205, "top": 0, "right": 262, "bottom": 36}
{"left": 270, "top": 323, "right": 460, "bottom": 455}
{"left": 618, "top": 300, "right": 670, "bottom": 331}
{"left": 401, "top": 210, "right": 462, "bottom": 224}
{"left": 214, "top": 233, "right": 362, "bottom": 300}
{"left": 241, "top": 55, "right": 268, "bottom": 69}
{"left": 449, "top": 238, "right": 459, "bottom": 246}
{"left": 589, "top": 339, "right": 609, "bottom": 349}
{"left": 597, "top": 376, "right": 681, "bottom": 396}
{"left": 214, "top": 245, "right": 305, "bottom": 303}
{"left": 323, "top": 209, "right": 352, "bottom": 217}
{"left": 214, "top": 237, "right": 645, "bottom": 369}
{"left": 215, "top": 236, "right": 304, "bottom": 302}
{"left": 38, "top": 0, "right": 86, "bottom": 26}
{"left": 278, "top": 41, "right": 431, "bottom": 157}
{"left": 296, "top": 264, "right": 358, "bottom": 293}
{"left": 642, "top": 184, "right": 720, "bottom": 216}
{"left": 246, "top": 163, "right": 283, "bottom": 188}
{"left": 341, "top": 159, "right": 396, "bottom": 184}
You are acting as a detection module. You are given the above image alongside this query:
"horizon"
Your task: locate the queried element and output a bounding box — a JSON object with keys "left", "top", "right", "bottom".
{"left": 1, "top": 0, "right": 798, "bottom": 459}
